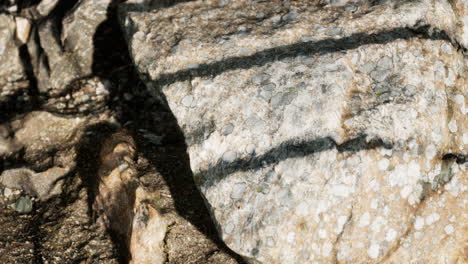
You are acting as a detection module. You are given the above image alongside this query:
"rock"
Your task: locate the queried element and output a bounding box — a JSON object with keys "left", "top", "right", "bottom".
{"left": 13, "top": 111, "right": 89, "bottom": 164}
{"left": 31, "top": 0, "right": 112, "bottom": 95}
{"left": 130, "top": 188, "right": 169, "bottom": 264}
{"left": 12, "top": 195, "right": 33, "bottom": 213}
{"left": 0, "top": 14, "right": 29, "bottom": 105}
{"left": 120, "top": 0, "right": 467, "bottom": 263}
{"left": 1, "top": 166, "right": 69, "bottom": 200}
{"left": 14, "top": 16, "right": 30, "bottom": 44}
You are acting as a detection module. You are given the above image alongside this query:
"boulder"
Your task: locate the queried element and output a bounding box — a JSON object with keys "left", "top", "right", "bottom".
{"left": 120, "top": 0, "right": 467, "bottom": 263}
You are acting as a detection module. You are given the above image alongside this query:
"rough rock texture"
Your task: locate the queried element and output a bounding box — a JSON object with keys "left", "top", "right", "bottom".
{"left": 0, "top": 0, "right": 246, "bottom": 263}
{"left": 121, "top": 0, "right": 467, "bottom": 263}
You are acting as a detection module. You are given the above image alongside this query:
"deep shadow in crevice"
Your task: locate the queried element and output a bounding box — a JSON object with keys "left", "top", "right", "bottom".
{"left": 91, "top": 1, "right": 246, "bottom": 263}
{"left": 195, "top": 134, "right": 393, "bottom": 187}
{"left": 75, "top": 122, "right": 132, "bottom": 263}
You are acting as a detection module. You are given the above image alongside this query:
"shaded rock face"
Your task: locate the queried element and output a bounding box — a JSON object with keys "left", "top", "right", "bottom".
{"left": 121, "top": 0, "right": 467, "bottom": 263}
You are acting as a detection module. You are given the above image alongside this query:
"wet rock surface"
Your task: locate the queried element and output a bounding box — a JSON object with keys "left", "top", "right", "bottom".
{"left": 121, "top": 0, "right": 467, "bottom": 263}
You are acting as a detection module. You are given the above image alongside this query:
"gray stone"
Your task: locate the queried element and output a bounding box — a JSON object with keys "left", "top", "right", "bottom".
{"left": 252, "top": 73, "right": 271, "bottom": 85}
{"left": 222, "top": 123, "right": 234, "bottom": 136}
{"left": 12, "top": 196, "right": 33, "bottom": 214}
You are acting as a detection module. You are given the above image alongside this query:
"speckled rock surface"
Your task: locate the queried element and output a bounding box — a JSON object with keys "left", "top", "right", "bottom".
{"left": 121, "top": 0, "right": 467, "bottom": 263}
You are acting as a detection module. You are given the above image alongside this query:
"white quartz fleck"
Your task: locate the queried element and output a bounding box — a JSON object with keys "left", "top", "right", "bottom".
{"left": 318, "top": 229, "right": 327, "bottom": 239}
{"left": 425, "top": 144, "right": 437, "bottom": 160}
{"left": 448, "top": 120, "right": 458, "bottom": 133}
{"left": 367, "top": 243, "right": 380, "bottom": 259}
{"left": 444, "top": 224, "right": 454, "bottom": 234}
{"left": 371, "top": 216, "right": 385, "bottom": 233}
{"left": 230, "top": 183, "right": 246, "bottom": 199}
{"left": 425, "top": 213, "right": 440, "bottom": 225}
{"left": 359, "top": 212, "right": 370, "bottom": 227}
{"left": 331, "top": 184, "right": 350, "bottom": 197}
{"left": 385, "top": 228, "right": 397, "bottom": 242}
{"left": 378, "top": 158, "right": 390, "bottom": 171}
{"left": 222, "top": 151, "right": 237, "bottom": 162}
{"left": 400, "top": 185, "right": 413, "bottom": 199}
{"left": 414, "top": 216, "right": 425, "bottom": 230}
{"left": 322, "top": 242, "right": 332, "bottom": 257}
{"left": 181, "top": 95, "right": 194, "bottom": 107}
{"left": 287, "top": 231, "right": 296, "bottom": 243}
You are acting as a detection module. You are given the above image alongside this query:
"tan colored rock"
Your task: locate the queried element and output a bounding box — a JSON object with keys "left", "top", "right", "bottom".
{"left": 14, "top": 17, "right": 30, "bottom": 44}
{"left": 130, "top": 187, "right": 169, "bottom": 264}
{"left": 14, "top": 111, "right": 89, "bottom": 163}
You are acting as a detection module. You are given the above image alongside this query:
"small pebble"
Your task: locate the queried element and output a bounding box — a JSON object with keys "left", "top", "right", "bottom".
{"left": 12, "top": 196, "right": 33, "bottom": 214}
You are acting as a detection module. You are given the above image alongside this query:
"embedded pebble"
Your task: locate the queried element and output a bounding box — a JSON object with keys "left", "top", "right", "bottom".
{"left": 367, "top": 244, "right": 380, "bottom": 259}
{"left": 448, "top": 120, "right": 457, "bottom": 133}
{"left": 15, "top": 17, "right": 31, "bottom": 44}
{"left": 414, "top": 216, "right": 425, "bottom": 230}
{"left": 181, "top": 95, "right": 194, "bottom": 107}
{"left": 444, "top": 224, "right": 454, "bottom": 234}
{"left": 222, "top": 123, "right": 234, "bottom": 136}
{"left": 385, "top": 228, "right": 397, "bottom": 242}
{"left": 252, "top": 73, "right": 271, "bottom": 85}
{"left": 231, "top": 183, "right": 247, "bottom": 199}
{"left": 359, "top": 212, "right": 370, "bottom": 227}
{"left": 12, "top": 196, "right": 33, "bottom": 214}
{"left": 378, "top": 158, "right": 390, "bottom": 171}
{"left": 222, "top": 150, "right": 237, "bottom": 162}
{"left": 245, "top": 144, "right": 255, "bottom": 154}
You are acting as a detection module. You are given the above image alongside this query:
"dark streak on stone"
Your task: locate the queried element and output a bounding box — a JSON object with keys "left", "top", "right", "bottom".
{"left": 196, "top": 134, "right": 393, "bottom": 187}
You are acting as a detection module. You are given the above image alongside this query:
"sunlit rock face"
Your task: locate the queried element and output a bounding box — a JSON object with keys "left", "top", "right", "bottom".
{"left": 120, "top": 0, "right": 467, "bottom": 263}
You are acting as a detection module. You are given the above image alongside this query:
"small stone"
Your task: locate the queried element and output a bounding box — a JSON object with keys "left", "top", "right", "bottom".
{"left": 345, "top": 4, "right": 358, "bottom": 12}
{"left": 414, "top": 216, "right": 425, "bottom": 230}
{"left": 96, "top": 81, "right": 110, "bottom": 95}
{"left": 322, "top": 242, "right": 332, "bottom": 257}
{"left": 181, "top": 95, "right": 194, "bottom": 107}
{"left": 187, "top": 63, "right": 199, "bottom": 69}
{"left": 360, "top": 62, "right": 375, "bottom": 73}
{"left": 367, "top": 244, "right": 380, "bottom": 259}
{"left": 448, "top": 120, "right": 457, "bottom": 133}
{"left": 441, "top": 42, "right": 452, "bottom": 54}
{"left": 230, "top": 183, "right": 246, "bottom": 199}
{"left": 221, "top": 123, "right": 234, "bottom": 136}
{"left": 378, "top": 158, "right": 390, "bottom": 171}
{"left": 282, "top": 11, "right": 300, "bottom": 22}
{"left": 12, "top": 196, "right": 33, "bottom": 214}
{"left": 370, "top": 68, "right": 391, "bottom": 82}
{"left": 15, "top": 17, "right": 31, "bottom": 44}
{"left": 329, "top": 0, "right": 347, "bottom": 7}
{"left": 318, "top": 229, "right": 327, "bottom": 238}
{"left": 385, "top": 228, "right": 397, "bottom": 242}
{"left": 444, "top": 224, "right": 454, "bottom": 234}
{"left": 3, "top": 187, "right": 12, "bottom": 197}
{"left": 123, "top": 93, "right": 133, "bottom": 101}
{"left": 378, "top": 56, "right": 393, "bottom": 70}
{"left": 359, "top": 212, "right": 370, "bottom": 227}
{"left": 245, "top": 144, "right": 255, "bottom": 154}
{"left": 222, "top": 150, "right": 237, "bottom": 162}
{"left": 252, "top": 73, "right": 271, "bottom": 85}
{"left": 326, "top": 27, "right": 343, "bottom": 36}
